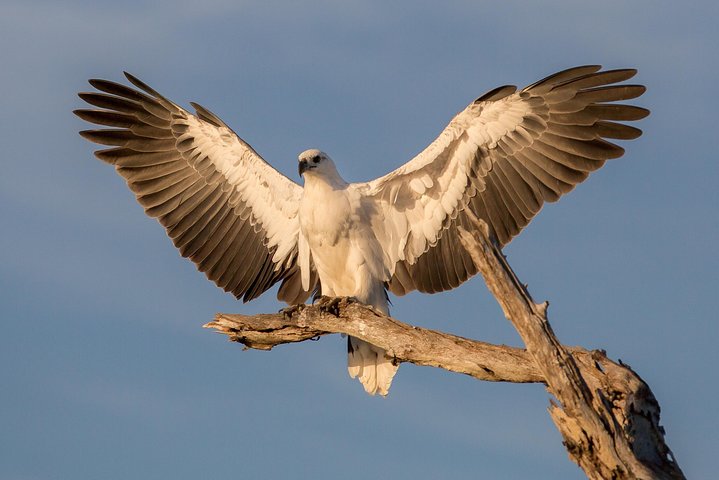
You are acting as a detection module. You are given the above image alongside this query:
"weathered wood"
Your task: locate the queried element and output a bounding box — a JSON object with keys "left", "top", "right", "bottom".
{"left": 456, "top": 216, "right": 684, "bottom": 479}
{"left": 206, "top": 222, "right": 684, "bottom": 479}
{"left": 207, "top": 300, "right": 544, "bottom": 383}
{"left": 208, "top": 303, "right": 653, "bottom": 390}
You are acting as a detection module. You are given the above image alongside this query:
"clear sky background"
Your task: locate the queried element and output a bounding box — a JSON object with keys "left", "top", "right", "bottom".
{"left": 1, "top": 1, "right": 717, "bottom": 479}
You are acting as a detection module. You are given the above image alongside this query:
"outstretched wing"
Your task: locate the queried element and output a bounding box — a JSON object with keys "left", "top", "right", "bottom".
{"left": 75, "top": 73, "right": 314, "bottom": 303}
{"left": 363, "top": 65, "right": 649, "bottom": 295}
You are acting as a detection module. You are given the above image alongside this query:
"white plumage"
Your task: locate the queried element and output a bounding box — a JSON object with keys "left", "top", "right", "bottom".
{"left": 298, "top": 149, "right": 397, "bottom": 394}
{"left": 76, "top": 66, "right": 648, "bottom": 395}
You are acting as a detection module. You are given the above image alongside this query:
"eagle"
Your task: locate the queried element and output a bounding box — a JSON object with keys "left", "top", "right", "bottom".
{"left": 75, "top": 65, "right": 648, "bottom": 395}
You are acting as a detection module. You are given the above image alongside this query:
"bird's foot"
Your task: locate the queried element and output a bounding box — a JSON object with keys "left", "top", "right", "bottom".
{"left": 314, "top": 296, "right": 357, "bottom": 316}
{"left": 279, "top": 303, "right": 306, "bottom": 319}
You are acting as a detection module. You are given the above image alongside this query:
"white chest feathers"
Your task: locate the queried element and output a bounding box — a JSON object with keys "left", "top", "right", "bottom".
{"left": 298, "top": 177, "right": 388, "bottom": 308}
{"left": 299, "top": 180, "right": 354, "bottom": 248}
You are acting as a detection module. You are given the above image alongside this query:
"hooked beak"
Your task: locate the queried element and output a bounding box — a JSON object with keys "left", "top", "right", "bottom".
{"left": 298, "top": 159, "right": 312, "bottom": 176}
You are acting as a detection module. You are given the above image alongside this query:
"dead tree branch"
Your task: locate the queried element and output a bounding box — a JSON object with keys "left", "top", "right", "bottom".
{"left": 455, "top": 218, "right": 684, "bottom": 479}
{"left": 207, "top": 300, "right": 543, "bottom": 383}
{"left": 205, "top": 221, "right": 684, "bottom": 479}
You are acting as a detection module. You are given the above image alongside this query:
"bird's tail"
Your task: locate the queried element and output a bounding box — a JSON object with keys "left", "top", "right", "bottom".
{"left": 347, "top": 337, "right": 399, "bottom": 396}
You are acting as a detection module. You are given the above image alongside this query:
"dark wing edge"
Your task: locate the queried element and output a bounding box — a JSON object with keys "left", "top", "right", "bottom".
{"left": 75, "top": 73, "right": 315, "bottom": 304}
{"left": 379, "top": 65, "right": 649, "bottom": 296}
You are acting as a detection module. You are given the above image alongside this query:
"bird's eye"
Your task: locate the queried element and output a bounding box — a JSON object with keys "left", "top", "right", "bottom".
{"left": 312, "top": 155, "right": 320, "bottom": 164}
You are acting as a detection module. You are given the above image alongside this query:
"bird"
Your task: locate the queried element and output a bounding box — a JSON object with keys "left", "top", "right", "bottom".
{"left": 75, "top": 65, "right": 648, "bottom": 396}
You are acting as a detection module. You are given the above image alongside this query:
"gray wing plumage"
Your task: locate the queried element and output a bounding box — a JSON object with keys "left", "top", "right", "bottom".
{"left": 364, "top": 65, "right": 649, "bottom": 295}
{"left": 75, "top": 73, "right": 315, "bottom": 303}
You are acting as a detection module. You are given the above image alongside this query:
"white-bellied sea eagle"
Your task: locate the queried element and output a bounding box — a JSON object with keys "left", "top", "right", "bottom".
{"left": 75, "top": 65, "right": 648, "bottom": 395}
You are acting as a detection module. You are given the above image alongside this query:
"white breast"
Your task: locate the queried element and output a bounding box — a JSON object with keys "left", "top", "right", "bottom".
{"left": 299, "top": 180, "right": 388, "bottom": 311}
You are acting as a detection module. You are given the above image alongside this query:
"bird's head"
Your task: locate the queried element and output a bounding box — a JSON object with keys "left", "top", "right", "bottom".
{"left": 298, "top": 149, "right": 340, "bottom": 179}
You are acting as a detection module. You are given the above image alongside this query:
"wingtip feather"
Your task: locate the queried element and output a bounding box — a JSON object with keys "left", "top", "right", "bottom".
{"left": 123, "top": 71, "right": 161, "bottom": 99}
{"left": 78, "top": 129, "right": 96, "bottom": 141}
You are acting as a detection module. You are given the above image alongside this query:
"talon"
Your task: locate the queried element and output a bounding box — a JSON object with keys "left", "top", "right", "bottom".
{"left": 316, "top": 296, "right": 344, "bottom": 316}
{"left": 280, "top": 303, "right": 305, "bottom": 319}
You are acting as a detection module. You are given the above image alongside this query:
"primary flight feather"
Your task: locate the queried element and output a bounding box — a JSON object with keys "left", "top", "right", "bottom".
{"left": 76, "top": 65, "right": 648, "bottom": 395}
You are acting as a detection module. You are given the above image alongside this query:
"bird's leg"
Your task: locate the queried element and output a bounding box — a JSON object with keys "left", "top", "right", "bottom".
{"left": 279, "top": 303, "right": 306, "bottom": 319}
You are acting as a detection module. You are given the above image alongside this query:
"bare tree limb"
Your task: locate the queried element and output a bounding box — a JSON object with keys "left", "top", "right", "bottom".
{"left": 455, "top": 217, "right": 684, "bottom": 480}
{"left": 206, "top": 300, "right": 544, "bottom": 383}
{"left": 205, "top": 221, "right": 685, "bottom": 479}
{"left": 207, "top": 303, "right": 644, "bottom": 390}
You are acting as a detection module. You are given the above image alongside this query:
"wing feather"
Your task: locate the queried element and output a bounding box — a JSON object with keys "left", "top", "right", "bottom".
{"left": 365, "top": 66, "right": 647, "bottom": 295}
{"left": 76, "top": 74, "right": 316, "bottom": 302}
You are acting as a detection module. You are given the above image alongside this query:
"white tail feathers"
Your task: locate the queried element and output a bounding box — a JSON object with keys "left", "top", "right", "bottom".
{"left": 347, "top": 337, "right": 399, "bottom": 396}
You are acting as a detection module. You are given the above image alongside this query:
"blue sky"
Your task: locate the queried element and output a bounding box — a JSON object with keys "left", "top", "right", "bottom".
{"left": 1, "top": 1, "right": 717, "bottom": 478}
